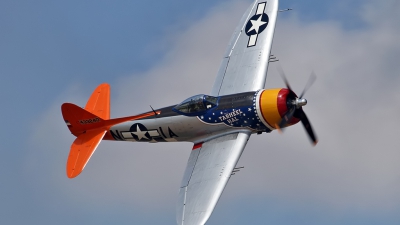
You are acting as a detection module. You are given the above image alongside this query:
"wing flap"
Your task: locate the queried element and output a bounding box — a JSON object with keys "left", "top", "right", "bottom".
{"left": 66, "top": 129, "right": 107, "bottom": 178}
{"left": 177, "top": 132, "right": 251, "bottom": 225}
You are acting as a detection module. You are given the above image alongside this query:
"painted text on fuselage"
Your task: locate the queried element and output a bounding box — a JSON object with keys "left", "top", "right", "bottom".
{"left": 219, "top": 109, "right": 243, "bottom": 124}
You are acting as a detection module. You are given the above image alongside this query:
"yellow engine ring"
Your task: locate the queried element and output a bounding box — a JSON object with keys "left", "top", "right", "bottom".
{"left": 256, "top": 89, "right": 299, "bottom": 129}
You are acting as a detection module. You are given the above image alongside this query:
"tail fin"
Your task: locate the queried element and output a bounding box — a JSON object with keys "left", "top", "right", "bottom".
{"left": 61, "top": 83, "right": 159, "bottom": 178}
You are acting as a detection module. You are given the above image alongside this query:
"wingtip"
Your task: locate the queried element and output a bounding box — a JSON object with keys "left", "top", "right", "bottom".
{"left": 66, "top": 167, "right": 81, "bottom": 179}
{"left": 67, "top": 172, "right": 78, "bottom": 179}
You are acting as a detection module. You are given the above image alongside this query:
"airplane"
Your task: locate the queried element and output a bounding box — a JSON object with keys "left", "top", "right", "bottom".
{"left": 61, "top": 0, "right": 317, "bottom": 224}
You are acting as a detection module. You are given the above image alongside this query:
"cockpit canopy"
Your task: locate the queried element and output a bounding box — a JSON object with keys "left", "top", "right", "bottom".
{"left": 173, "top": 94, "right": 218, "bottom": 116}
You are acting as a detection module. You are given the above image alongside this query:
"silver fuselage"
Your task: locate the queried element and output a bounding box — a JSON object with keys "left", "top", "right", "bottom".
{"left": 107, "top": 91, "right": 273, "bottom": 144}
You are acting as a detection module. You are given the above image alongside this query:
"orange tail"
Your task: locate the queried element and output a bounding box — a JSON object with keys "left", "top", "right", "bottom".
{"left": 61, "top": 83, "right": 159, "bottom": 178}
{"left": 62, "top": 83, "right": 110, "bottom": 178}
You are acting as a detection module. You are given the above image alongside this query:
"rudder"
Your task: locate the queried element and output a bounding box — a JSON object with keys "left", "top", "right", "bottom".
{"left": 61, "top": 103, "right": 105, "bottom": 137}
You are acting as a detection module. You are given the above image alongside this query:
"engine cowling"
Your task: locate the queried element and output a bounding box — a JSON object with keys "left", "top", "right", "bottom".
{"left": 256, "top": 88, "right": 300, "bottom": 130}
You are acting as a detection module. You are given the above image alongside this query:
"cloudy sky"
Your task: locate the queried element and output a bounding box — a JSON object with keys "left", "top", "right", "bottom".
{"left": 1, "top": 0, "right": 400, "bottom": 224}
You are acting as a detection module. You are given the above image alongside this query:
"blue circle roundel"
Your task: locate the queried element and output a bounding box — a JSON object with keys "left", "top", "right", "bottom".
{"left": 129, "top": 123, "right": 152, "bottom": 141}
{"left": 245, "top": 13, "right": 269, "bottom": 36}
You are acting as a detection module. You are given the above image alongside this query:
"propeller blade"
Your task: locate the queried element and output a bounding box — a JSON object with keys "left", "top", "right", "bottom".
{"left": 277, "top": 66, "right": 293, "bottom": 92}
{"left": 299, "top": 71, "right": 316, "bottom": 99}
{"left": 276, "top": 107, "right": 296, "bottom": 131}
{"left": 299, "top": 109, "right": 318, "bottom": 145}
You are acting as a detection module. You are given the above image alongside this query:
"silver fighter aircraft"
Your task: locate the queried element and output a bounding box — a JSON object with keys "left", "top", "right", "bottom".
{"left": 61, "top": 0, "right": 317, "bottom": 224}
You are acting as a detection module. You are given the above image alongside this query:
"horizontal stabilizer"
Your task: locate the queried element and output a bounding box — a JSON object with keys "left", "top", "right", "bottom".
{"left": 67, "top": 129, "right": 107, "bottom": 178}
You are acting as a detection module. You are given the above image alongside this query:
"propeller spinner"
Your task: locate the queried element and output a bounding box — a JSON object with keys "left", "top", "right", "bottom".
{"left": 276, "top": 67, "right": 318, "bottom": 146}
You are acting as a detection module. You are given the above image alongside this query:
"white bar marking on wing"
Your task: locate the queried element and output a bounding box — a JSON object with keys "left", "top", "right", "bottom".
{"left": 256, "top": 2, "right": 266, "bottom": 14}
{"left": 248, "top": 34, "right": 258, "bottom": 47}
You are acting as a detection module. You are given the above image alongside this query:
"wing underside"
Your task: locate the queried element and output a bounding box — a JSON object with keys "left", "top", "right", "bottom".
{"left": 176, "top": 132, "right": 251, "bottom": 225}
{"left": 211, "top": 0, "right": 279, "bottom": 96}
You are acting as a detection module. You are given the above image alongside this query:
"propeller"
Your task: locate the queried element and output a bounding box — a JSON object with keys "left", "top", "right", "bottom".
{"left": 276, "top": 67, "right": 318, "bottom": 146}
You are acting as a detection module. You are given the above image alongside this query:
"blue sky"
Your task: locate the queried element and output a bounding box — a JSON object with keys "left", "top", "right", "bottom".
{"left": 1, "top": 0, "right": 400, "bottom": 224}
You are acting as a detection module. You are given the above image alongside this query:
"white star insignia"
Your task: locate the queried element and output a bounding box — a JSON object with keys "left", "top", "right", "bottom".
{"left": 132, "top": 125, "right": 148, "bottom": 140}
{"left": 248, "top": 15, "right": 267, "bottom": 34}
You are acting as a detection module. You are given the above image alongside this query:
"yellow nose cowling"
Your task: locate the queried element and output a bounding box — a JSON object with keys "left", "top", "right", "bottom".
{"left": 257, "top": 88, "right": 300, "bottom": 129}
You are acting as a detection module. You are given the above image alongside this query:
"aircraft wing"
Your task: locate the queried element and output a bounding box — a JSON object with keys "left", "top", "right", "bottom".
{"left": 211, "top": 0, "right": 279, "bottom": 96}
{"left": 176, "top": 132, "right": 250, "bottom": 225}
